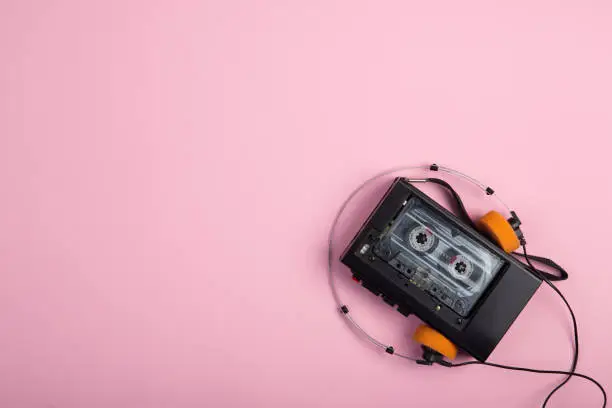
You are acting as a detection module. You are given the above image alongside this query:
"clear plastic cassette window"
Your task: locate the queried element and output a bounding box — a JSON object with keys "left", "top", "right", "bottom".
{"left": 374, "top": 196, "right": 505, "bottom": 317}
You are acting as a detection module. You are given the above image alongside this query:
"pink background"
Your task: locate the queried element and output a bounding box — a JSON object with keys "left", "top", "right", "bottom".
{"left": 1, "top": 1, "right": 611, "bottom": 407}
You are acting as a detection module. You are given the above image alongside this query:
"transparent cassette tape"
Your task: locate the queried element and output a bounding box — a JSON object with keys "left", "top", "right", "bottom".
{"left": 373, "top": 196, "right": 504, "bottom": 317}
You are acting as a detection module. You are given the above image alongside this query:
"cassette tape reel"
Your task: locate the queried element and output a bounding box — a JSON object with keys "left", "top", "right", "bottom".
{"left": 373, "top": 196, "right": 504, "bottom": 317}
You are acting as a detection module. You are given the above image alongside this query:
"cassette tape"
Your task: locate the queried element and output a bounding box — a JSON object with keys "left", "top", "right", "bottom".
{"left": 373, "top": 196, "right": 504, "bottom": 317}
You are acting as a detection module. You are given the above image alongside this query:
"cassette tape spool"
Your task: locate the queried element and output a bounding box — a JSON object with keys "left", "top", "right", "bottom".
{"left": 373, "top": 196, "right": 504, "bottom": 317}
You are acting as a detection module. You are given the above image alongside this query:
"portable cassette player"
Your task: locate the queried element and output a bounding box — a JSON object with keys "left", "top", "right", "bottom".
{"left": 341, "top": 177, "right": 541, "bottom": 362}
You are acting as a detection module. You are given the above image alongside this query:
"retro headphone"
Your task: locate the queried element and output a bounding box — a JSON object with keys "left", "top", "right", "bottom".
{"left": 327, "top": 164, "right": 605, "bottom": 407}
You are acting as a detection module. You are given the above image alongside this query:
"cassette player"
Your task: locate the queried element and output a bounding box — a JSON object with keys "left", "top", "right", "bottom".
{"left": 341, "top": 178, "right": 541, "bottom": 361}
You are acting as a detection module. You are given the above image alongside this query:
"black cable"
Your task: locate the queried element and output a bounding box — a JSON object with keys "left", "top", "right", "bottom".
{"left": 425, "top": 178, "right": 478, "bottom": 229}
{"left": 445, "top": 360, "right": 606, "bottom": 407}
{"left": 441, "top": 244, "right": 606, "bottom": 407}
{"left": 513, "top": 251, "right": 569, "bottom": 281}
{"left": 519, "top": 244, "right": 580, "bottom": 406}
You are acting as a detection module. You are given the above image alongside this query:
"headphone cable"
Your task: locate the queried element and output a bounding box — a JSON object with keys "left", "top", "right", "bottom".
{"left": 442, "top": 244, "right": 605, "bottom": 407}
{"left": 521, "top": 244, "right": 579, "bottom": 406}
{"left": 445, "top": 359, "right": 606, "bottom": 407}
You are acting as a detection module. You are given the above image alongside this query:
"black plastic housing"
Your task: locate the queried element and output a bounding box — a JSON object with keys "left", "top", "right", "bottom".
{"left": 340, "top": 178, "right": 541, "bottom": 361}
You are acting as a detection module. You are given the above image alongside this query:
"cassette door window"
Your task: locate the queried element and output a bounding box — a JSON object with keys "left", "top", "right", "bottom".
{"left": 374, "top": 196, "right": 504, "bottom": 317}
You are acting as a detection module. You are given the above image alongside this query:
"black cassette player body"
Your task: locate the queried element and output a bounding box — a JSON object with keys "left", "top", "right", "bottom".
{"left": 341, "top": 178, "right": 541, "bottom": 361}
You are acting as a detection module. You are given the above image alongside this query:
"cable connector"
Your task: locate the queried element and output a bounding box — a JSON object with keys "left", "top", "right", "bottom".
{"left": 508, "top": 211, "right": 526, "bottom": 245}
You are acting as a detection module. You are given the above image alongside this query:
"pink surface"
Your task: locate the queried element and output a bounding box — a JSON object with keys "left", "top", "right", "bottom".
{"left": 1, "top": 1, "right": 611, "bottom": 407}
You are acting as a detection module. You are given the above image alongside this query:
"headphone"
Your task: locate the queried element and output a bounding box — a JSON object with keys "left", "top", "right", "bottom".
{"left": 327, "top": 164, "right": 603, "bottom": 407}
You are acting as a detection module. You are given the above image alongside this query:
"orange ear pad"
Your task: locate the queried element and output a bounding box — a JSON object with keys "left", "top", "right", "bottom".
{"left": 413, "top": 324, "right": 458, "bottom": 360}
{"left": 478, "top": 210, "right": 520, "bottom": 253}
